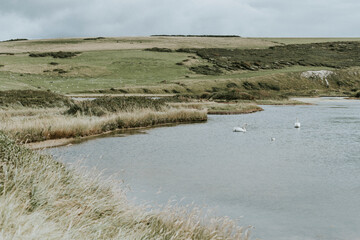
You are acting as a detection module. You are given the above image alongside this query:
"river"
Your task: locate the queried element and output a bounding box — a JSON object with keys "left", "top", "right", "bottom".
{"left": 46, "top": 97, "right": 360, "bottom": 240}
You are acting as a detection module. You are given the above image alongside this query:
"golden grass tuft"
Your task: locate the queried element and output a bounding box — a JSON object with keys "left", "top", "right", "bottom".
{"left": 169, "top": 101, "right": 263, "bottom": 114}
{"left": 0, "top": 107, "right": 207, "bottom": 143}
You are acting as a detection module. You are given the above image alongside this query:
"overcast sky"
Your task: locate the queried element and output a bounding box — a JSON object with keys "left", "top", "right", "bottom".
{"left": 0, "top": 0, "right": 359, "bottom": 40}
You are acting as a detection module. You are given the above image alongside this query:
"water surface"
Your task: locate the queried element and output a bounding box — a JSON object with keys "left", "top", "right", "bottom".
{"left": 47, "top": 98, "right": 360, "bottom": 240}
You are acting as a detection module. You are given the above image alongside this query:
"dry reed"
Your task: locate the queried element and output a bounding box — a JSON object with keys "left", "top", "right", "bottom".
{"left": 169, "top": 101, "right": 263, "bottom": 114}
{"left": 0, "top": 108, "right": 207, "bottom": 143}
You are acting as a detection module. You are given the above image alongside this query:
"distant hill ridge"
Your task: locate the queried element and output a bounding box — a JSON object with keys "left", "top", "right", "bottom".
{"left": 151, "top": 35, "right": 241, "bottom": 37}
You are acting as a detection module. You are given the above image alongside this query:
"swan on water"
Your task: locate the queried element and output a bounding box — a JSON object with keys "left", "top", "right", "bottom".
{"left": 294, "top": 118, "right": 301, "bottom": 128}
{"left": 233, "top": 123, "right": 247, "bottom": 132}
{"left": 271, "top": 137, "right": 276, "bottom": 141}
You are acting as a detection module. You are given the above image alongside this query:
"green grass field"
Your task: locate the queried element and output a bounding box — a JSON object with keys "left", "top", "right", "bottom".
{"left": 0, "top": 52, "right": 331, "bottom": 94}
{"left": 1, "top": 37, "right": 360, "bottom": 96}
{"left": 0, "top": 50, "right": 198, "bottom": 93}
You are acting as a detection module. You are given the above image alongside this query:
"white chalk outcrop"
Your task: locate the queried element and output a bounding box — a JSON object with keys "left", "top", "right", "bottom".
{"left": 301, "top": 70, "right": 333, "bottom": 87}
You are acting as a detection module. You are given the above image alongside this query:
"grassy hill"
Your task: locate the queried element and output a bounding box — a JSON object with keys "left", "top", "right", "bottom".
{"left": 1, "top": 36, "right": 360, "bottom": 239}
{"left": 1, "top": 36, "right": 360, "bottom": 97}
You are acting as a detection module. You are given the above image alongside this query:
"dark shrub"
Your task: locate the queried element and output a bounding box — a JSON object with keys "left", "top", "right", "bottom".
{"left": 29, "top": 51, "right": 81, "bottom": 58}
{"left": 53, "top": 69, "right": 67, "bottom": 74}
{"left": 189, "top": 65, "right": 222, "bottom": 75}
{"left": 242, "top": 81, "right": 259, "bottom": 90}
{"left": 66, "top": 96, "right": 167, "bottom": 116}
{"left": 226, "top": 82, "right": 238, "bottom": 88}
{"left": 151, "top": 35, "right": 240, "bottom": 38}
{"left": 143, "top": 88, "right": 151, "bottom": 93}
{"left": 199, "top": 92, "right": 211, "bottom": 99}
{"left": 176, "top": 41, "right": 360, "bottom": 73}
{"left": 83, "top": 37, "right": 105, "bottom": 40}
{"left": 211, "top": 87, "right": 221, "bottom": 92}
{"left": 258, "top": 82, "right": 280, "bottom": 91}
{"left": 210, "top": 90, "right": 255, "bottom": 101}
{"left": 3, "top": 38, "right": 28, "bottom": 42}
{"left": 0, "top": 90, "right": 73, "bottom": 108}
{"left": 144, "top": 47, "right": 172, "bottom": 52}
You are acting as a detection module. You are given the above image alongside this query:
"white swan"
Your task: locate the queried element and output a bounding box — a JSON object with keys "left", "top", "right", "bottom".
{"left": 294, "top": 118, "right": 301, "bottom": 128}
{"left": 233, "top": 123, "right": 247, "bottom": 132}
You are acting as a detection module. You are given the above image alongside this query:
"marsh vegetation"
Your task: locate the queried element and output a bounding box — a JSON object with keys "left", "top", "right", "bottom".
{"left": 182, "top": 41, "right": 360, "bottom": 73}
{"left": 0, "top": 91, "right": 207, "bottom": 144}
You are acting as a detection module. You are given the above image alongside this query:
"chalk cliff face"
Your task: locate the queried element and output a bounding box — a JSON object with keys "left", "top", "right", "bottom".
{"left": 301, "top": 70, "right": 333, "bottom": 87}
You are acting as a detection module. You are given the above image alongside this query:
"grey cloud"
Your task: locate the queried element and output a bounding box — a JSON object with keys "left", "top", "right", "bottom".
{"left": 0, "top": 0, "right": 359, "bottom": 40}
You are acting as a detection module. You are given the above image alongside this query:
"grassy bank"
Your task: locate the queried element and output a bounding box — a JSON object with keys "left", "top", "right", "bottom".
{"left": 2, "top": 89, "right": 297, "bottom": 145}
{"left": 0, "top": 88, "right": 316, "bottom": 145}
{"left": 169, "top": 101, "right": 264, "bottom": 114}
{"left": 0, "top": 133, "right": 250, "bottom": 239}
{"left": 0, "top": 106, "right": 207, "bottom": 143}
{"left": 0, "top": 90, "right": 207, "bottom": 143}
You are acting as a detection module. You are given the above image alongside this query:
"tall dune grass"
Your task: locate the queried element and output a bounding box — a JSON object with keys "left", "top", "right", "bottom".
{"left": 0, "top": 108, "right": 207, "bottom": 143}
{"left": 0, "top": 133, "right": 250, "bottom": 239}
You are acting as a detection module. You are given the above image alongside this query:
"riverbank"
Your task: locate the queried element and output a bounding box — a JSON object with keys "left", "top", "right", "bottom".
{"left": 23, "top": 99, "right": 310, "bottom": 149}
{"left": 23, "top": 103, "right": 262, "bottom": 149}
{"left": 0, "top": 90, "right": 314, "bottom": 149}
{"left": 0, "top": 133, "right": 250, "bottom": 239}
{"left": 0, "top": 89, "right": 317, "bottom": 151}
{"left": 24, "top": 121, "right": 204, "bottom": 150}
{"left": 0, "top": 107, "right": 207, "bottom": 143}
